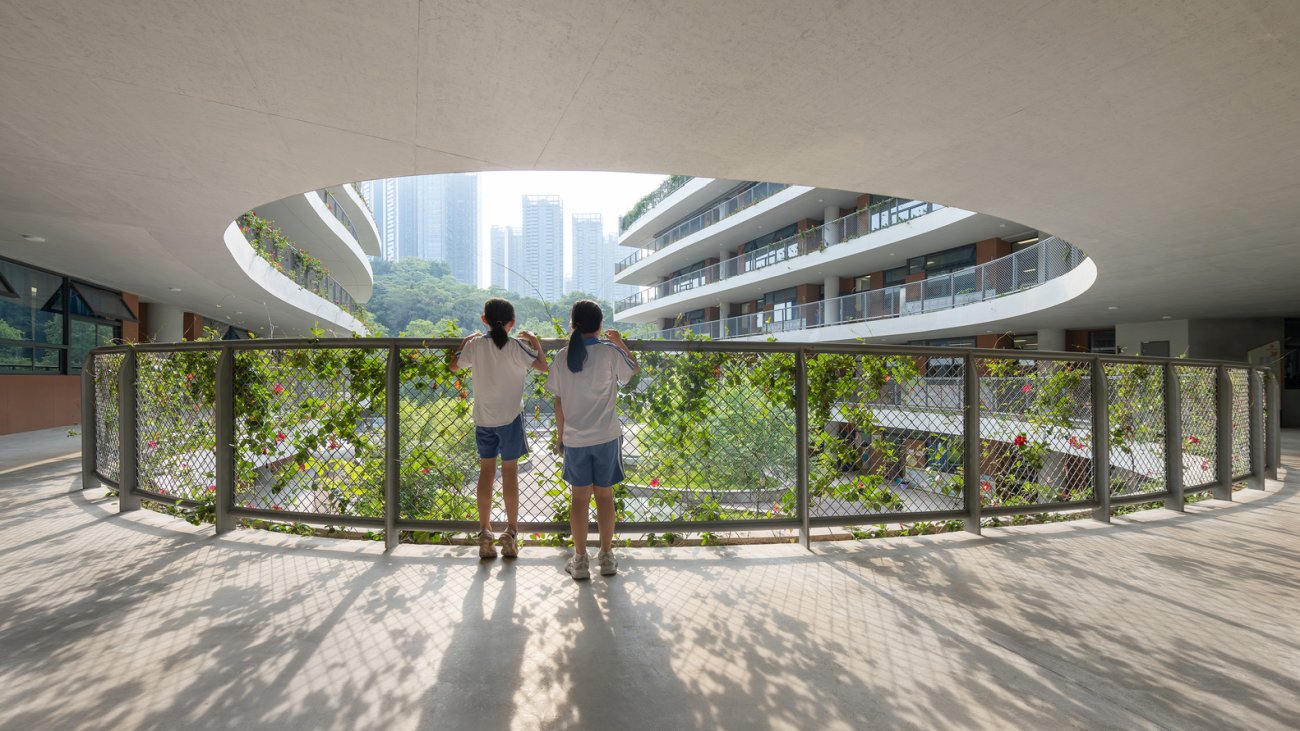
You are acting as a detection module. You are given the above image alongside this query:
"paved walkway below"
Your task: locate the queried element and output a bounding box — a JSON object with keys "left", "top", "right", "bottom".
{"left": 0, "top": 431, "right": 1297, "bottom": 730}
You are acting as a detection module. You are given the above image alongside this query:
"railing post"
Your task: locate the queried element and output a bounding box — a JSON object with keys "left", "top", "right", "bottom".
{"left": 1248, "top": 369, "right": 1265, "bottom": 490}
{"left": 214, "top": 346, "right": 236, "bottom": 535}
{"left": 1091, "top": 358, "right": 1110, "bottom": 522}
{"left": 81, "top": 355, "right": 96, "bottom": 489}
{"left": 384, "top": 344, "right": 401, "bottom": 551}
{"left": 962, "top": 352, "right": 981, "bottom": 535}
{"left": 1163, "top": 362, "right": 1183, "bottom": 511}
{"left": 118, "top": 349, "right": 140, "bottom": 513}
{"left": 795, "top": 349, "right": 810, "bottom": 549}
{"left": 1214, "top": 366, "right": 1234, "bottom": 501}
{"left": 1266, "top": 368, "right": 1280, "bottom": 480}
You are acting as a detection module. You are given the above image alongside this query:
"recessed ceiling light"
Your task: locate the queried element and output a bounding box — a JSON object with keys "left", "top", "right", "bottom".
{"left": 1161, "top": 315, "right": 1172, "bottom": 320}
{"left": 20, "top": 234, "right": 45, "bottom": 242}
{"left": 1107, "top": 306, "right": 1119, "bottom": 310}
{"left": 215, "top": 304, "right": 223, "bottom": 308}
{"left": 235, "top": 311, "right": 243, "bottom": 315}
{"left": 169, "top": 287, "right": 182, "bottom": 292}
{"left": 999, "top": 224, "right": 1006, "bottom": 228}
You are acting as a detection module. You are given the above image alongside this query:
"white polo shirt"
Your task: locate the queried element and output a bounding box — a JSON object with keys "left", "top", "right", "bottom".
{"left": 456, "top": 335, "right": 538, "bottom": 427}
{"left": 545, "top": 339, "right": 637, "bottom": 448}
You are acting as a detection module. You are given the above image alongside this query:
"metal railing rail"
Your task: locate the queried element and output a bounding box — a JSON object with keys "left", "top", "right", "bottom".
{"left": 317, "top": 189, "right": 360, "bottom": 242}
{"left": 617, "top": 198, "right": 945, "bottom": 306}
{"left": 616, "top": 182, "right": 794, "bottom": 272}
{"left": 652, "top": 237, "right": 1084, "bottom": 340}
{"left": 82, "top": 338, "right": 1269, "bottom": 551}
{"left": 619, "top": 175, "right": 695, "bottom": 234}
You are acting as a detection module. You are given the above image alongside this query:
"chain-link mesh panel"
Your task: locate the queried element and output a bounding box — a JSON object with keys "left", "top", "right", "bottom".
{"left": 978, "top": 356, "right": 1093, "bottom": 508}
{"left": 621, "top": 350, "right": 796, "bottom": 524}
{"left": 1177, "top": 366, "right": 1216, "bottom": 488}
{"left": 136, "top": 350, "right": 218, "bottom": 502}
{"left": 93, "top": 352, "right": 123, "bottom": 483}
{"left": 810, "top": 353, "right": 963, "bottom": 518}
{"left": 1230, "top": 368, "right": 1250, "bottom": 476}
{"left": 233, "top": 347, "right": 387, "bottom": 518}
{"left": 398, "top": 347, "right": 486, "bottom": 522}
{"left": 1105, "top": 362, "right": 1166, "bottom": 497}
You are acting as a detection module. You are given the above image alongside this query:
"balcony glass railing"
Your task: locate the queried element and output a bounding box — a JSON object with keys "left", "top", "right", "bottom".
{"left": 617, "top": 198, "right": 942, "bottom": 311}
{"left": 237, "top": 213, "right": 360, "bottom": 316}
{"left": 616, "top": 181, "right": 793, "bottom": 273}
{"left": 650, "top": 237, "right": 1084, "bottom": 341}
{"left": 349, "top": 182, "right": 371, "bottom": 213}
{"left": 619, "top": 175, "right": 693, "bottom": 233}
{"left": 317, "top": 189, "right": 359, "bottom": 241}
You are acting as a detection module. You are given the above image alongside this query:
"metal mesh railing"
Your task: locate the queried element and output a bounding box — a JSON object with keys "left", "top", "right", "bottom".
{"left": 1230, "top": 368, "right": 1250, "bottom": 477}
{"left": 83, "top": 340, "right": 1269, "bottom": 542}
{"left": 136, "top": 351, "right": 218, "bottom": 502}
{"left": 1104, "top": 363, "right": 1166, "bottom": 498}
{"left": 977, "top": 356, "right": 1094, "bottom": 509}
{"left": 1177, "top": 365, "right": 1217, "bottom": 489}
{"left": 93, "top": 352, "right": 123, "bottom": 484}
{"left": 232, "top": 347, "right": 388, "bottom": 518}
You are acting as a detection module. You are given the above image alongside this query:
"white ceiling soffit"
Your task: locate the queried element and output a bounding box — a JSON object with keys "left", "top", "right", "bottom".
{"left": 0, "top": 1, "right": 1298, "bottom": 330}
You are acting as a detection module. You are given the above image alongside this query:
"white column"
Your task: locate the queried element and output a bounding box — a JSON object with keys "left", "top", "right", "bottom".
{"left": 822, "top": 205, "right": 841, "bottom": 247}
{"left": 824, "top": 275, "right": 840, "bottom": 324}
{"left": 146, "top": 303, "right": 185, "bottom": 343}
{"left": 1037, "top": 328, "right": 1066, "bottom": 352}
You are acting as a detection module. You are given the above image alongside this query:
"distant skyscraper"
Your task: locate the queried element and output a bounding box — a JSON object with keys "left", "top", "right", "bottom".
{"left": 489, "top": 224, "right": 516, "bottom": 289}
{"left": 363, "top": 174, "right": 478, "bottom": 285}
{"left": 507, "top": 226, "right": 525, "bottom": 295}
{"left": 571, "top": 213, "right": 603, "bottom": 297}
{"left": 522, "top": 195, "right": 563, "bottom": 301}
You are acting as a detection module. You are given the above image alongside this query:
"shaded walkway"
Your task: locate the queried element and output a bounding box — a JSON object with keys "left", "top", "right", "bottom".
{"left": 0, "top": 433, "right": 1297, "bottom": 730}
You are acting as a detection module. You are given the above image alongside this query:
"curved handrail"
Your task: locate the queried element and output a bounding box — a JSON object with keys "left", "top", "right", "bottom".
{"left": 236, "top": 213, "right": 360, "bottom": 315}
{"left": 83, "top": 337, "right": 1268, "bottom": 548}
{"left": 617, "top": 197, "right": 944, "bottom": 307}
{"left": 652, "top": 237, "right": 1084, "bottom": 340}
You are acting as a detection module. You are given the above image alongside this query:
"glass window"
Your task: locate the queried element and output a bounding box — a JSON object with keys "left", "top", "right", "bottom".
{"left": 1089, "top": 330, "right": 1117, "bottom": 354}
{"left": 883, "top": 266, "right": 908, "bottom": 287}
{"left": 69, "top": 319, "right": 119, "bottom": 372}
{"left": 0, "top": 259, "right": 64, "bottom": 344}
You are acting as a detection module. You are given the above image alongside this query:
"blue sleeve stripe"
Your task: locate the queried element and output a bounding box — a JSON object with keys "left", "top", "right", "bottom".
{"left": 595, "top": 342, "right": 636, "bottom": 369}
{"left": 515, "top": 339, "right": 538, "bottom": 358}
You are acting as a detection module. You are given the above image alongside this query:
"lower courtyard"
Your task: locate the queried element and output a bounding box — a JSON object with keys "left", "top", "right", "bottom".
{"left": 0, "top": 429, "right": 1296, "bottom": 730}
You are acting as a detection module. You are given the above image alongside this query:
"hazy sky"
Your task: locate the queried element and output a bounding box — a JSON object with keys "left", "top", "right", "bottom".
{"left": 475, "top": 171, "right": 667, "bottom": 287}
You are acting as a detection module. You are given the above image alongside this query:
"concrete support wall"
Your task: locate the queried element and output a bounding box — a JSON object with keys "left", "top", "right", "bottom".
{"left": 1116, "top": 320, "right": 1190, "bottom": 357}
{"left": 143, "top": 303, "right": 186, "bottom": 343}
{"left": 1037, "top": 328, "right": 1066, "bottom": 352}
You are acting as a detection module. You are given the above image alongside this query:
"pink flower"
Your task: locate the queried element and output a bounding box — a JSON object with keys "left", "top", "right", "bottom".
{"left": 147, "top": 440, "right": 158, "bottom": 449}
{"left": 649, "top": 478, "right": 661, "bottom": 488}
{"left": 186, "top": 373, "right": 194, "bottom": 381}
{"left": 1201, "top": 459, "right": 1210, "bottom": 470}
{"left": 1021, "top": 383, "right": 1032, "bottom": 394}
{"left": 272, "top": 505, "right": 283, "bottom": 511}
{"left": 1068, "top": 435, "right": 1082, "bottom": 449}
{"left": 272, "top": 384, "right": 284, "bottom": 395}
{"left": 1186, "top": 435, "right": 1200, "bottom": 445}
{"left": 207, "top": 485, "right": 216, "bottom": 492}
{"left": 276, "top": 432, "right": 287, "bottom": 442}
{"left": 1014, "top": 434, "right": 1028, "bottom": 447}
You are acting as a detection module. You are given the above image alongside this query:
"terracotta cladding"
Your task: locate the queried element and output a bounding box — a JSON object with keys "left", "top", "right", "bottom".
{"left": 0, "top": 376, "right": 80, "bottom": 435}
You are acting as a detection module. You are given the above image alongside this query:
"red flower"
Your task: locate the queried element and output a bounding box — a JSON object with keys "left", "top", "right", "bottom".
{"left": 649, "top": 478, "right": 661, "bottom": 488}
{"left": 980, "top": 480, "right": 991, "bottom": 492}
{"left": 420, "top": 467, "right": 430, "bottom": 474}
{"left": 458, "top": 389, "right": 468, "bottom": 400}
{"left": 186, "top": 373, "right": 194, "bottom": 381}
{"left": 272, "top": 384, "right": 284, "bottom": 395}
{"left": 1068, "top": 435, "right": 1082, "bottom": 449}
{"left": 1021, "top": 383, "right": 1032, "bottom": 394}
{"left": 147, "top": 440, "right": 158, "bottom": 449}
{"left": 298, "top": 464, "right": 307, "bottom": 471}
{"left": 276, "top": 432, "right": 287, "bottom": 441}
{"left": 272, "top": 505, "right": 283, "bottom": 511}
{"left": 1186, "top": 435, "right": 1200, "bottom": 444}
{"left": 1014, "top": 434, "right": 1028, "bottom": 447}
{"left": 159, "top": 488, "right": 169, "bottom": 495}
{"left": 207, "top": 485, "right": 216, "bottom": 492}
{"left": 328, "top": 440, "right": 340, "bottom": 450}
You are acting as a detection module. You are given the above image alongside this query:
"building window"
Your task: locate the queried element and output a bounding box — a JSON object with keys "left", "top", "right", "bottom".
{"left": 1089, "top": 330, "right": 1117, "bottom": 354}
{"left": 883, "top": 266, "right": 908, "bottom": 287}
{"left": 0, "top": 257, "right": 134, "bottom": 375}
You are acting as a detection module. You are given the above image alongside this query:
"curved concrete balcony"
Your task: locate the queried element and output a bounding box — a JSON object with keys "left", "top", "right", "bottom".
{"left": 253, "top": 188, "right": 378, "bottom": 302}
{"left": 223, "top": 221, "right": 366, "bottom": 335}
{"left": 651, "top": 237, "right": 1090, "bottom": 342}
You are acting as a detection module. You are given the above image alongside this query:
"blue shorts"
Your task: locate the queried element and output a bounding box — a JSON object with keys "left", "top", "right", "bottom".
{"left": 562, "top": 438, "right": 625, "bottom": 488}
{"left": 476, "top": 413, "right": 528, "bottom": 461}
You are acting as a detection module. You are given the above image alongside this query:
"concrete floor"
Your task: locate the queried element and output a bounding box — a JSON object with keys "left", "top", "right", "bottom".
{"left": 0, "top": 435, "right": 1297, "bottom": 730}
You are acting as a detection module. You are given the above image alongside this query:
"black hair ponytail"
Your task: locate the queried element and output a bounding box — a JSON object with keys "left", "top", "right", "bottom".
{"left": 566, "top": 300, "right": 604, "bottom": 373}
{"left": 483, "top": 298, "right": 514, "bottom": 349}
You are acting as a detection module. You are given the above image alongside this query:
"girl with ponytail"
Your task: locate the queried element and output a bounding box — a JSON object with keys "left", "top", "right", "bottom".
{"left": 544, "top": 300, "right": 638, "bottom": 580}
{"left": 449, "top": 298, "right": 548, "bottom": 559}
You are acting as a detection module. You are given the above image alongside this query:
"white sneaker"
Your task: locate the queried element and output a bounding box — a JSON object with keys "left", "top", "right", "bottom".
{"left": 477, "top": 530, "right": 497, "bottom": 559}
{"left": 566, "top": 552, "right": 590, "bottom": 580}
{"left": 499, "top": 528, "right": 519, "bottom": 559}
{"left": 597, "top": 550, "right": 618, "bottom": 576}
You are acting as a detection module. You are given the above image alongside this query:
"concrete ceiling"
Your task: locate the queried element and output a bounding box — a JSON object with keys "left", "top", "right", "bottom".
{"left": 1, "top": 0, "right": 1298, "bottom": 334}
